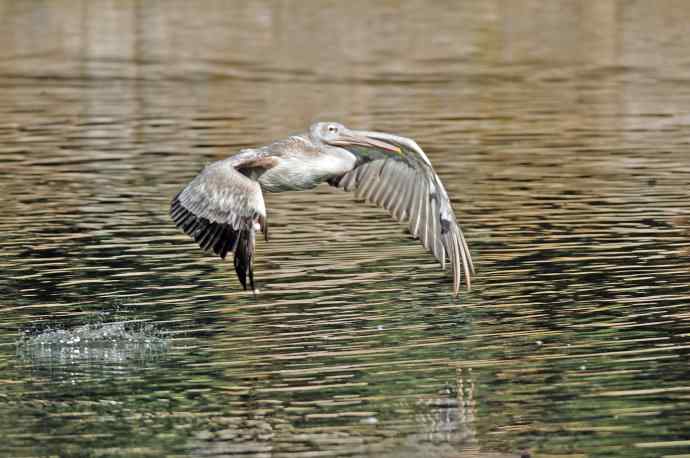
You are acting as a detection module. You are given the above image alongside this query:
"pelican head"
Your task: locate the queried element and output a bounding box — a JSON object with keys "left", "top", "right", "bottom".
{"left": 309, "top": 122, "right": 401, "bottom": 154}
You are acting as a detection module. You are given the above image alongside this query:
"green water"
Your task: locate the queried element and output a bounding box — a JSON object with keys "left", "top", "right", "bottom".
{"left": 1, "top": 1, "right": 690, "bottom": 457}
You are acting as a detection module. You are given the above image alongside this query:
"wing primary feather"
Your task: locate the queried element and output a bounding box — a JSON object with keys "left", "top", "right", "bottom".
{"left": 382, "top": 169, "right": 404, "bottom": 214}
{"left": 378, "top": 172, "right": 398, "bottom": 210}
{"left": 378, "top": 172, "right": 395, "bottom": 208}
{"left": 248, "top": 229, "right": 256, "bottom": 294}
{"left": 431, "top": 205, "right": 445, "bottom": 271}
{"left": 370, "top": 173, "right": 389, "bottom": 205}
{"left": 170, "top": 203, "right": 186, "bottom": 220}
{"left": 370, "top": 159, "right": 393, "bottom": 204}
{"left": 233, "top": 228, "right": 256, "bottom": 294}
{"left": 262, "top": 216, "right": 269, "bottom": 242}
{"left": 360, "top": 168, "right": 377, "bottom": 201}
{"left": 417, "top": 191, "right": 426, "bottom": 244}
{"left": 408, "top": 179, "right": 423, "bottom": 238}
{"left": 341, "top": 168, "right": 360, "bottom": 191}
{"left": 338, "top": 173, "right": 352, "bottom": 190}
{"left": 170, "top": 205, "right": 185, "bottom": 224}
{"left": 197, "top": 222, "right": 216, "bottom": 250}
{"left": 443, "top": 232, "right": 455, "bottom": 279}
{"left": 183, "top": 214, "right": 198, "bottom": 233}
{"left": 178, "top": 211, "right": 195, "bottom": 230}
{"left": 171, "top": 208, "right": 188, "bottom": 224}
{"left": 365, "top": 179, "right": 382, "bottom": 203}
{"left": 233, "top": 230, "right": 249, "bottom": 290}
{"left": 457, "top": 229, "right": 473, "bottom": 289}
{"left": 430, "top": 196, "right": 443, "bottom": 262}
{"left": 192, "top": 219, "right": 210, "bottom": 242}
{"left": 201, "top": 223, "right": 222, "bottom": 252}
{"left": 219, "top": 227, "right": 237, "bottom": 259}
{"left": 351, "top": 166, "right": 365, "bottom": 190}
{"left": 213, "top": 226, "right": 229, "bottom": 257}
{"left": 459, "top": 229, "right": 475, "bottom": 276}
{"left": 355, "top": 163, "right": 379, "bottom": 200}
{"left": 421, "top": 190, "right": 432, "bottom": 250}
{"left": 451, "top": 231, "right": 465, "bottom": 295}
{"left": 437, "top": 216, "right": 448, "bottom": 270}
{"left": 392, "top": 170, "right": 413, "bottom": 221}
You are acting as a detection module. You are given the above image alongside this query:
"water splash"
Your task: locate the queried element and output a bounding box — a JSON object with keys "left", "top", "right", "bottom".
{"left": 16, "top": 320, "right": 168, "bottom": 369}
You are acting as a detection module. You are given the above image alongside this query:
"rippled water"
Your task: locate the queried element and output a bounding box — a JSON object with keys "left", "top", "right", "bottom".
{"left": 2, "top": 1, "right": 690, "bottom": 457}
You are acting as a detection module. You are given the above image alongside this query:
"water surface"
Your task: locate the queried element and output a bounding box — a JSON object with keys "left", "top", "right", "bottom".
{"left": 1, "top": 1, "right": 690, "bottom": 457}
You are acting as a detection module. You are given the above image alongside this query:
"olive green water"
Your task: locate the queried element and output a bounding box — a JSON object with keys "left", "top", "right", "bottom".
{"left": 2, "top": 1, "right": 690, "bottom": 457}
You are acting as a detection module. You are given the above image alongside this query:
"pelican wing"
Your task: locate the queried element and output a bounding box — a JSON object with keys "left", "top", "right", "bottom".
{"left": 330, "top": 134, "right": 473, "bottom": 294}
{"left": 170, "top": 157, "right": 267, "bottom": 290}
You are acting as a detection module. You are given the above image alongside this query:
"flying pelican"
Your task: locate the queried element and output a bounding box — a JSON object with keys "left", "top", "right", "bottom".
{"left": 170, "top": 122, "right": 474, "bottom": 295}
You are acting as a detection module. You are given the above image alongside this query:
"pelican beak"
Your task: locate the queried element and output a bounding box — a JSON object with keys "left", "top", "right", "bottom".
{"left": 331, "top": 130, "right": 401, "bottom": 154}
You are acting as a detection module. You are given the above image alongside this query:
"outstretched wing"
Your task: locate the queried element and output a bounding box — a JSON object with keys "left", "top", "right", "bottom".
{"left": 329, "top": 133, "right": 474, "bottom": 295}
{"left": 170, "top": 157, "right": 267, "bottom": 290}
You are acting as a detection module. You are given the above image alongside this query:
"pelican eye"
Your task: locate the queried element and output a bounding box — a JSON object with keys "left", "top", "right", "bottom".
{"left": 327, "top": 125, "right": 338, "bottom": 133}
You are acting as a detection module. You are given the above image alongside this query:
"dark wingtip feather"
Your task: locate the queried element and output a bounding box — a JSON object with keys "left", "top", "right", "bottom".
{"left": 259, "top": 215, "right": 269, "bottom": 242}
{"left": 233, "top": 229, "right": 256, "bottom": 294}
{"left": 170, "top": 193, "right": 242, "bottom": 262}
{"left": 219, "top": 227, "right": 236, "bottom": 260}
{"left": 248, "top": 262, "right": 255, "bottom": 297}
{"left": 234, "top": 252, "right": 248, "bottom": 290}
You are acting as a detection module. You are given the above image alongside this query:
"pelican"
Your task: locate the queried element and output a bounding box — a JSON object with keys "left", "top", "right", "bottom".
{"left": 170, "top": 122, "right": 474, "bottom": 295}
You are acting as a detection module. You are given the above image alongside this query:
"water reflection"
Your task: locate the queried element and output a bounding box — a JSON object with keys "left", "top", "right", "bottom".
{"left": 1, "top": 0, "right": 690, "bottom": 457}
